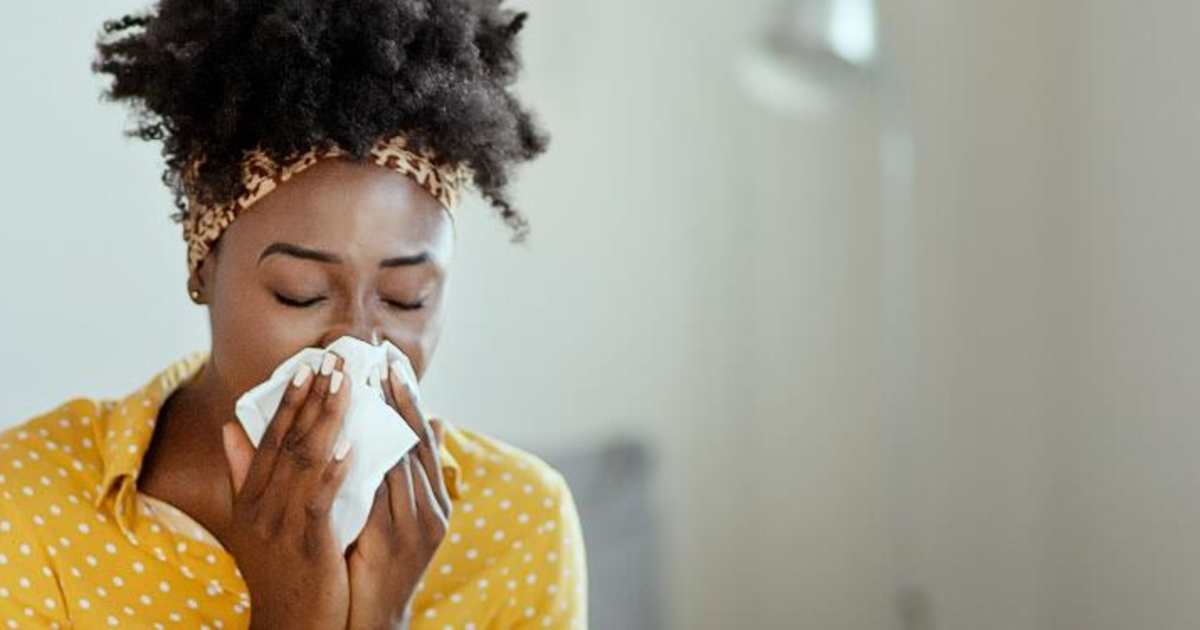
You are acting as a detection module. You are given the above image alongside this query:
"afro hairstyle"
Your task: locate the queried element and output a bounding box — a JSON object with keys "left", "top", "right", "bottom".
{"left": 92, "top": 0, "right": 549, "bottom": 241}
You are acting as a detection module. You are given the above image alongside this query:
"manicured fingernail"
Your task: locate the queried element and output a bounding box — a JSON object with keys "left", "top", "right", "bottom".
{"left": 390, "top": 359, "right": 413, "bottom": 384}
{"left": 334, "top": 437, "right": 351, "bottom": 461}
{"left": 320, "top": 352, "right": 337, "bottom": 376}
{"left": 292, "top": 363, "right": 312, "bottom": 387}
{"left": 330, "top": 370, "right": 344, "bottom": 394}
{"left": 392, "top": 360, "right": 421, "bottom": 405}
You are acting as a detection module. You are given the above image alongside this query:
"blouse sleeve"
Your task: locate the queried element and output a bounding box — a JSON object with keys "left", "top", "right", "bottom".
{"left": 511, "top": 470, "right": 588, "bottom": 630}
{"left": 0, "top": 497, "right": 69, "bottom": 628}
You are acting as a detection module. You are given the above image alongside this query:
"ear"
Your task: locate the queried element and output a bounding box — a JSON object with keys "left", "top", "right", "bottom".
{"left": 187, "top": 251, "right": 216, "bottom": 302}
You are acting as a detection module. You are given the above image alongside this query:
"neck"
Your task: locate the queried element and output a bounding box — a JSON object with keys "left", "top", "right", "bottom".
{"left": 139, "top": 356, "right": 244, "bottom": 536}
{"left": 169, "top": 359, "right": 239, "bottom": 436}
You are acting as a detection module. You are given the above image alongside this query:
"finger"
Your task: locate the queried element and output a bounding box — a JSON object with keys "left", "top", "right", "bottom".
{"left": 350, "top": 481, "right": 390, "bottom": 562}
{"left": 284, "top": 364, "right": 352, "bottom": 523}
{"left": 304, "top": 445, "right": 353, "bottom": 539}
{"left": 427, "top": 418, "right": 452, "bottom": 514}
{"left": 388, "top": 363, "right": 451, "bottom": 515}
{"left": 380, "top": 361, "right": 399, "bottom": 411}
{"left": 238, "top": 361, "right": 315, "bottom": 502}
{"left": 411, "top": 456, "right": 448, "bottom": 532}
{"left": 382, "top": 366, "right": 451, "bottom": 513}
{"left": 388, "top": 453, "right": 418, "bottom": 527}
{"left": 430, "top": 418, "right": 446, "bottom": 445}
{"left": 297, "top": 361, "right": 352, "bottom": 465}
{"left": 287, "top": 351, "right": 343, "bottom": 442}
{"left": 221, "top": 422, "right": 254, "bottom": 496}
{"left": 360, "top": 478, "right": 390, "bottom": 540}
{"left": 273, "top": 353, "right": 342, "bottom": 491}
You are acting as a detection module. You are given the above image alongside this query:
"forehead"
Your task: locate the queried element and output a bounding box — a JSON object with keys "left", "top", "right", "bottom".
{"left": 218, "top": 158, "right": 454, "bottom": 267}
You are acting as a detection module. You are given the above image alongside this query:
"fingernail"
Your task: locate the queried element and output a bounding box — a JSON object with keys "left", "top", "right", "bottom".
{"left": 390, "top": 359, "right": 413, "bottom": 385}
{"left": 320, "top": 352, "right": 337, "bottom": 376}
{"left": 334, "top": 437, "right": 351, "bottom": 461}
{"left": 391, "top": 360, "right": 420, "bottom": 404}
{"left": 291, "top": 363, "right": 312, "bottom": 387}
{"left": 330, "top": 370, "right": 344, "bottom": 394}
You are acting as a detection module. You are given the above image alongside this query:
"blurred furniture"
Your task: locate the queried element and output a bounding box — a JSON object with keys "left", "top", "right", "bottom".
{"left": 542, "top": 437, "right": 662, "bottom": 630}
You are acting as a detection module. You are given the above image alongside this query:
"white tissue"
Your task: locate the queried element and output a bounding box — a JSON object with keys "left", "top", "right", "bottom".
{"left": 233, "top": 335, "right": 422, "bottom": 553}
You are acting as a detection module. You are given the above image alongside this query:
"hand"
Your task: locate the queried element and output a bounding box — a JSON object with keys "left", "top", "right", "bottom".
{"left": 221, "top": 352, "right": 356, "bottom": 630}
{"left": 346, "top": 361, "right": 454, "bottom": 629}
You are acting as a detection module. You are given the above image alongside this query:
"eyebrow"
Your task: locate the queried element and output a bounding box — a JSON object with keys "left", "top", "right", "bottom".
{"left": 257, "top": 241, "right": 430, "bottom": 268}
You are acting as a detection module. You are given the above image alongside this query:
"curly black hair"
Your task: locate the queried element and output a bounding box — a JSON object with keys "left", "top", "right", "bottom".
{"left": 92, "top": 0, "right": 548, "bottom": 241}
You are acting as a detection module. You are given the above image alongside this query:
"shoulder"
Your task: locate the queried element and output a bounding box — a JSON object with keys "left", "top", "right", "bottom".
{"left": 440, "top": 419, "right": 576, "bottom": 510}
{"left": 0, "top": 397, "right": 118, "bottom": 622}
{"left": 436, "top": 418, "right": 584, "bottom": 548}
{"left": 0, "top": 396, "right": 108, "bottom": 503}
{"left": 433, "top": 419, "right": 588, "bottom": 627}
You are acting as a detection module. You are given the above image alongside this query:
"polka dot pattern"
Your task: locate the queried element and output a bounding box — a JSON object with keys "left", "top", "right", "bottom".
{"left": 412, "top": 426, "right": 588, "bottom": 630}
{"left": 0, "top": 350, "right": 588, "bottom": 628}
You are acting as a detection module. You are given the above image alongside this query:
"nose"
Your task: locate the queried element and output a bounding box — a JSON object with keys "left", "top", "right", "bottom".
{"left": 320, "top": 302, "right": 385, "bottom": 348}
{"left": 321, "top": 327, "right": 383, "bottom": 350}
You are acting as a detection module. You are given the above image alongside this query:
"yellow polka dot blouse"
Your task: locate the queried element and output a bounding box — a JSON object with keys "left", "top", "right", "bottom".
{"left": 0, "top": 351, "right": 588, "bottom": 628}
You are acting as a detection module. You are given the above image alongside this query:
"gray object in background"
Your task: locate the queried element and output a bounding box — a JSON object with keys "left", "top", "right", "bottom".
{"left": 542, "top": 438, "right": 662, "bottom": 630}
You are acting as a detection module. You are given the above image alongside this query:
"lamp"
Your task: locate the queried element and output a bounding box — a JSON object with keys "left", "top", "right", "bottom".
{"left": 738, "top": 0, "right": 880, "bottom": 115}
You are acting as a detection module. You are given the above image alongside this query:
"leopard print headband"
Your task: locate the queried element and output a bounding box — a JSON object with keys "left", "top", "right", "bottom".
{"left": 181, "top": 133, "right": 468, "bottom": 274}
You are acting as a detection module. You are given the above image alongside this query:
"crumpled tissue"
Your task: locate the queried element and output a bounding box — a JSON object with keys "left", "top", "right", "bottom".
{"left": 233, "top": 335, "right": 421, "bottom": 553}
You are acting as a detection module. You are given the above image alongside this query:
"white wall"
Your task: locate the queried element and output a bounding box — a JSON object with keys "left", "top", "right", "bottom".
{"left": 0, "top": 0, "right": 208, "bottom": 406}
{"left": 881, "top": 2, "right": 1200, "bottom": 629}
{"left": 744, "top": 106, "right": 895, "bottom": 629}
{"left": 880, "top": 1, "right": 1059, "bottom": 629}
{"left": 1047, "top": 2, "right": 1200, "bottom": 629}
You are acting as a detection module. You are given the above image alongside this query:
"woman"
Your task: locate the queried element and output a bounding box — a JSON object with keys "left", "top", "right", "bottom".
{"left": 0, "top": 0, "right": 586, "bottom": 628}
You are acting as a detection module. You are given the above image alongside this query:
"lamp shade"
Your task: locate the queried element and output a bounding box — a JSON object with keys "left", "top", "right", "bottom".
{"left": 738, "top": 0, "right": 880, "bottom": 114}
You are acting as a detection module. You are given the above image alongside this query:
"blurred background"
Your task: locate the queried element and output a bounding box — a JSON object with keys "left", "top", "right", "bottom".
{"left": 3, "top": 0, "right": 1199, "bottom": 629}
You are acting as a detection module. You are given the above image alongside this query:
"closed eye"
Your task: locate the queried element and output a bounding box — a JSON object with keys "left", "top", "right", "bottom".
{"left": 274, "top": 292, "right": 424, "bottom": 311}
{"left": 274, "top": 292, "right": 325, "bottom": 308}
{"left": 386, "top": 299, "right": 426, "bottom": 311}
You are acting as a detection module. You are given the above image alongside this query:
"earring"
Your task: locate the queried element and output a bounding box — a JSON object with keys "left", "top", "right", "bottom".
{"left": 189, "top": 288, "right": 202, "bottom": 303}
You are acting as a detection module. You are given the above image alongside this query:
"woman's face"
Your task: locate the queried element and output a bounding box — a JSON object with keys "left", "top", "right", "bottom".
{"left": 193, "top": 158, "right": 455, "bottom": 400}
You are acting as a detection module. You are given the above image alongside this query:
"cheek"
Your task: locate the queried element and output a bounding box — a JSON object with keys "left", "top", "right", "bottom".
{"left": 396, "top": 305, "right": 449, "bottom": 380}
{"left": 210, "top": 284, "right": 319, "bottom": 393}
